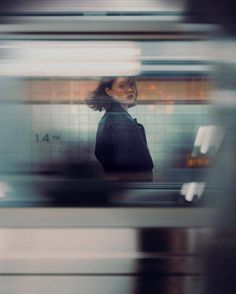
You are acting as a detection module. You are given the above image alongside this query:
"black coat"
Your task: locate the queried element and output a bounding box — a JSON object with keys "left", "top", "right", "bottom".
{"left": 95, "top": 102, "right": 154, "bottom": 179}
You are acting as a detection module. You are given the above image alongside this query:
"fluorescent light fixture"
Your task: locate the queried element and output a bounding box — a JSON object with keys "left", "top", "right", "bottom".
{"left": 180, "top": 182, "right": 205, "bottom": 202}
{"left": 194, "top": 125, "right": 225, "bottom": 155}
{"left": 0, "top": 41, "right": 141, "bottom": 77}
{"left": 193, "top": 126, "right": 207, "bottom": 148}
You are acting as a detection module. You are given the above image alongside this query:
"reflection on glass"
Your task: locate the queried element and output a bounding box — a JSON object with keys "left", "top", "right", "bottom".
{"left": 0, "top": 33, "right": 216, "bottom": 206}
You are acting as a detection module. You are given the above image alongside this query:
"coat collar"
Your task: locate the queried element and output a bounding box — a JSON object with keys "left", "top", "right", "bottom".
{"left": 109, "top": 101, "right": 132, "bottom": 117}
{"left": 107, "top": 101, "right": 139, "bottom": 124}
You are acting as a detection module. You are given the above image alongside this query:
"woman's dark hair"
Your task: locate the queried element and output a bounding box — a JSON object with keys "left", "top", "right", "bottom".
{"left": 86, "top": 77, "right": 137, "bottom": 112}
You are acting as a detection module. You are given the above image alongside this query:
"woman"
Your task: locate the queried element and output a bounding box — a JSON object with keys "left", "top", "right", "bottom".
{"left": 86, "top": 77, "right": 153, "bottom": 181}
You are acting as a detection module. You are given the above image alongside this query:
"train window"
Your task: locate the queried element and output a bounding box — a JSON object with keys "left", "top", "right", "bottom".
{"left": 0, "top": 39, "right": 219, "bottom": 207}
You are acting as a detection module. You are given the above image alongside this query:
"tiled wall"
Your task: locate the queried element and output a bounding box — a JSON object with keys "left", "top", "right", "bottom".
{"left": 0, "top": 103, "right": 214, "bottom": 178}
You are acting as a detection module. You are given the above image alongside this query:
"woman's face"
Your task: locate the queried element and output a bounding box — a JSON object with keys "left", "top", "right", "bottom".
{"left": 105, "top": 77, "right": 137, "bottom": 108}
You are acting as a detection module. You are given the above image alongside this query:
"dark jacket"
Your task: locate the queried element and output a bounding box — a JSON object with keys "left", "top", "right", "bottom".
{"left": 95, "top": 102, "right": 154, "bottom": 180}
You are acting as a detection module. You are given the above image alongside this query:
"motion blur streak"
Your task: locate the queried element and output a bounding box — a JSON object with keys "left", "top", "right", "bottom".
{"left": 0, "top": 41, "right": 141, "bottom": 77}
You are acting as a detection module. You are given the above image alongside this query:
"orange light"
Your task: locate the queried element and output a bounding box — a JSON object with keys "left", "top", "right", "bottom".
{"left": 148, "top": 84, "right": 157, "bottom": 91}
{"left": 186, "top": 156, "right": 211, "bottom": 168}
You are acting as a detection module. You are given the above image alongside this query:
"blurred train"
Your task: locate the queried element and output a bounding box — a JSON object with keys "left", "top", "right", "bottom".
{"left": 0, "top": 1, "right": 236, "bottom": 294}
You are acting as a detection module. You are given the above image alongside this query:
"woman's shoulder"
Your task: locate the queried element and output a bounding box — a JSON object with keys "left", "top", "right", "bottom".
{"left": 104, "top": 111, "right": 135, "bottom": 125}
